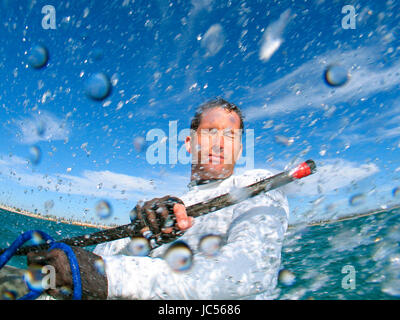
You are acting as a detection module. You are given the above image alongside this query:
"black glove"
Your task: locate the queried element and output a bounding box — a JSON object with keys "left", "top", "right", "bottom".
{"left": 132, "top": 195, "right": 188, "bottom": 240}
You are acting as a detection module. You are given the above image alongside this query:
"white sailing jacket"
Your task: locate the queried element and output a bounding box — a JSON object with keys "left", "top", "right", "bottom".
{"left": 94, "top": 168, "right": 290, "bottom": 299}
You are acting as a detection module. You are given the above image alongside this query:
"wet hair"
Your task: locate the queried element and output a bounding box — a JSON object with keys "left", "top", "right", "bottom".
{"left": 190, "top": 97, "right": 245, "bottom": 132}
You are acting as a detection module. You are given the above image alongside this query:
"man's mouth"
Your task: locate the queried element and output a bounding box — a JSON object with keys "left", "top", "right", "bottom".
{"left": 209, "top": 154, "right": 224, "bottom": 163}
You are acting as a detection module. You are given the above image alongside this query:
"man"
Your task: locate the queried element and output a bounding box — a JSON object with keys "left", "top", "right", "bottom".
{"left": 27, "top": 98, "right": 289, "bottom": 300}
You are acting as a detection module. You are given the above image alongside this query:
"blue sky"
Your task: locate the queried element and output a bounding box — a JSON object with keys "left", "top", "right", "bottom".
{"left": 0, "top": 0, "right": 399, "bottom": 226}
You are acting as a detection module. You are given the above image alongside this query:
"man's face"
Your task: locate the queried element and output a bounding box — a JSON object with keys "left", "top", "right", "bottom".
{"left": 185, "top": 107, "right": 243, "bottom": 180}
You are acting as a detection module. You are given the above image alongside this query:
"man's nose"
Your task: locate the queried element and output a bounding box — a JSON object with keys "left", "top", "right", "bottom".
{"left": 211, "top": 131, "right": 224, "bottom": 149}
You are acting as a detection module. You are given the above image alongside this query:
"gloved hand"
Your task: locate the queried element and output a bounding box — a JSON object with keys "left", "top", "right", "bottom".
{"left": 26, "top": 246, "right": 108, "bottom": 300}
{"left": 132, "top": 195, "right": 194, "bottom": 241}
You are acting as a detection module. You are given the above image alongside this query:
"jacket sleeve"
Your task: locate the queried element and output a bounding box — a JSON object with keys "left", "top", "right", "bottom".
{"left": 102, "top": 189, "right": 289, "bottom": 300}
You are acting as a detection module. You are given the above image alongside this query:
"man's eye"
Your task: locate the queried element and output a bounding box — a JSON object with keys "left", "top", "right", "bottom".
{"left": 223, "top": 130, "right": 234, "bottom": 139}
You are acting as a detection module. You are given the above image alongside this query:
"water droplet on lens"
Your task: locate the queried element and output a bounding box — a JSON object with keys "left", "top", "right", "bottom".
{"left": 28, "top": 45, "right": 49, "bottom": 69}
{"left": 29, "top": 146, "right": 41, "bottom": 165}
{"left": 23, "top": 267, "right": 45, "bottom": 291}
{"left": 31, "top": 231, "right": 44, "bottom": 245}
{"left": 324, "top": 64, "right": 349, "bottom": 87}
{"left": 133, "top": 136, "right": 146, "bottom": 152}
{"left": 2, "top": 290, "right": 17, "bottom": 300}
{"left": 44, "top": 200, "right": 54, "bottom": 211}
{"left": 36, "top": 121, "right": 46, "bottom": 136}
{"left": 278, "top": 269, "right": 296, "bottom": 286}
{"left": 349, "top": 193, "right": 366, "bottom": 206}
{"left": 164, "top": 241, "right": 193, "bottom": 272}
{"left": 129, "top": 208, "right": 137, "bottom": 222}
{"left": 127, "top": 237, "right": 151, "bottom": 256}
{"left": 95, "top": 200, "right": 112, "bottom": 219}
{"left": 94, "top": 259, "right": 105, "bottom": 275}
{"left": 91, "top": 48, "right": 104, "bottom": 61}
{"left": 199, "top": 234, "right": 223, "bottom": 257}
{"left": 85, "top": 72, "right": 111, "bottom": 101}
{"left": 59, "top": 286, "right": 72, "bottom": 296}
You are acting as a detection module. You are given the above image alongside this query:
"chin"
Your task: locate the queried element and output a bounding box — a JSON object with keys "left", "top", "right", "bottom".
{"left": 201, "top": 164, "right": 233, "bottom": 179}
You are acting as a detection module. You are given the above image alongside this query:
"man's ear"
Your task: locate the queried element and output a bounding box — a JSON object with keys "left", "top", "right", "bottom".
{"left": 185, "top": 135, "right": 192, "bottom": 154}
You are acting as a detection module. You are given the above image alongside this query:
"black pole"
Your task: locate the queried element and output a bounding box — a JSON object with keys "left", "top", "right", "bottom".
{"left": 3, "top": 160, "right": 316, "bottom": 256}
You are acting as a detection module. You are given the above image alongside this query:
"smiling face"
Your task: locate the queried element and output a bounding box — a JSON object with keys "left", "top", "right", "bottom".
{"left": 185, "top": 107, "right": 243, "bottom": 182}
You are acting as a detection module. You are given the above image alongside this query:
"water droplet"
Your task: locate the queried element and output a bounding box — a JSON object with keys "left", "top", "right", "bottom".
{"left": 31, "top": 231, "right": 45, "bottom": 245}
{"left": 164, "top": 241, "right": 193, "bottom": 272}
{"left": 95, "top": 200, "right": 112, "bottom": 219}
{"left": 36, "top": 121, "right": 46, "bottom": 136}
{"left": 44, "top": 200, "right": 54, "bottom": 211}
{"left": 28, "top": 45, "right": 49, "bottom": 69}
{"left": 201, "top": 24, "right": 225, "bottom": 56}
{"left": 29, "top": 146, "right": 41, "bottom": 165}
{"left": 275, "top": 135, "right": 294, "bottom": 146}
{"left": 349, "top": 193, "right": 366, "bottom": 206}
{"left": 83, "top": 7, "right": 90, "bottom": 18}
{"left": 392, "top": 187, "right": 400, "bottom": 198}
{"left": 2, "top": 290, "right": 17, "bottom": 300}
{"left": 85, "top": 73, "right": 111, "bottom": 101}
{"left": 324, "top": 64, "right": 349, "bottom": 87}
{"left": 91, "top": 48, "right": 103, "bottom": 61}
{"left": 59, "top": 286, "right": 72, "bottom": 296}
{"left": 262, "top": 120, "right": 274, "bottom": 129}
{"left": 127, "top": 237, "right": 151, "bottom": 256}
{"left": 23, "top": 267, "right": 45, "bottom": 291}
{"left": 133, "top": 136, "right": 146, "bottom": 152}
{"left": 278, "top": 269, "right": 296, "bottom": 286}
{"left": 94, "top": 259, "right": 105, "bottom": 275}
{"left": 129, "top": 208, "right": 137, "bottom": 222}
{"left": 199, "top": 234, "right": 223, "bottom": 257}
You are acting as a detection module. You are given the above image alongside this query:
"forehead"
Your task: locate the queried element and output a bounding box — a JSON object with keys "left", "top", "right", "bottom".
{"left": 198, "top": 107, "right": 241, "bottom": 129}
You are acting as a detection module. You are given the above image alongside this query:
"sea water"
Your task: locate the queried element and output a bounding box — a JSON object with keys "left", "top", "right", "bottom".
{"left": 1, "top": 207, "right": 399, "bottom": 300}
{"left": 0, "top": 209, "right": 102, "bottom": 270}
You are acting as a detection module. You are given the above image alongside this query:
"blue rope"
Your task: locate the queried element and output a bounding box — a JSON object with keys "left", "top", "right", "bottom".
{"left": 0, "top": 230, "right": 82, "bottom": 300}
{"left": 0, "top": 230, "right": 54, "bottom": 269}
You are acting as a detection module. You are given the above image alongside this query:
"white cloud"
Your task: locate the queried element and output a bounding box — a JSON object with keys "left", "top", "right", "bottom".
{"left": 0, "top": 155, "right": 27, "bottom": 167}
{"left": 16, "top": 112, "right": 70, "bottom": 144}
{"left": 377, "top": 126, "right": 400, "bottom": 139}
{"left": 244, "top": 45, "right": 400, "bottom": 120}
{"left": 0, "top": 154, "right": 189, "bottom": 201}
{"left": 259, "top": 9, "right": 292, "bottom": 62}
{"left": 55, "top": 170, "right": 156, "bottom": 199}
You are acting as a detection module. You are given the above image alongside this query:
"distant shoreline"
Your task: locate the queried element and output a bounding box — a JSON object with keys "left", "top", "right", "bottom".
{"left": 0, "top": 204, "right": 113, "bottom": 230}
